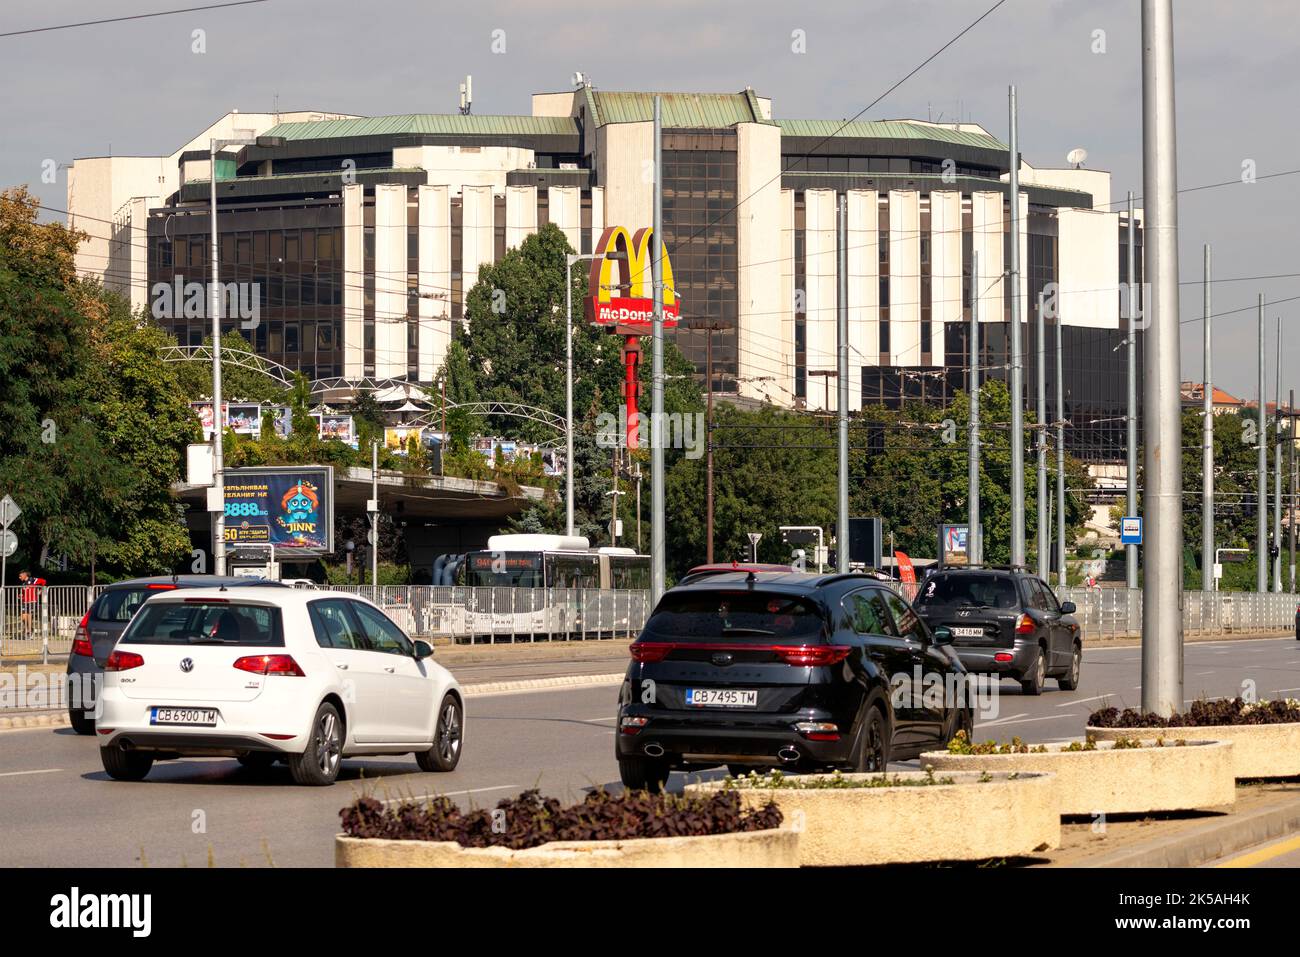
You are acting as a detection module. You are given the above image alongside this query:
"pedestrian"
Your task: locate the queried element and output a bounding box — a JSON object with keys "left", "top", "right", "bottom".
{"left": 18, "top": 570, "right": 46, "bottom": 637}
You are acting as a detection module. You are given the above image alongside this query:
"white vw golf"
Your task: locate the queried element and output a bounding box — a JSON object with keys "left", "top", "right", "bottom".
{"left": 95, "top": 588, "right": 464, "bottom": 786}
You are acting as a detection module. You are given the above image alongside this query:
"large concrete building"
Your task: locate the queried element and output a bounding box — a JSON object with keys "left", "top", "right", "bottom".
{"left": 68, "top": 85, "right": 1143, "bottom": 461}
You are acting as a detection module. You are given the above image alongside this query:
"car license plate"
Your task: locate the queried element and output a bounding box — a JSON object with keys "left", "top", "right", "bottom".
{"left": 150, "top": 707, "right": 218, "bottom": 727}
{"left": 952, "top": 626, "right": 986, "bottom": 638}
{"left": 685, "top": 688, "right": 758, "bottom": 708}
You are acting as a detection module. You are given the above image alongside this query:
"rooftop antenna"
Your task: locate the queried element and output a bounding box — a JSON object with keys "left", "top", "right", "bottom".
{"left": 572, "top": 71, "right": 588, "bottom": 88}
{"left": 1066, "top": 147, "right": 1088, "bottom": 169}
{"left": 458, "top": 75, "right": 472, "bottom": 115}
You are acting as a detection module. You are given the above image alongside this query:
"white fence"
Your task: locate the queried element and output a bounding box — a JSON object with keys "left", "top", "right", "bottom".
{"left": 1058, "top": 587, "right": 1298, "bottom": 639}
{"left": 1, "top": 583, "right": 1293, "bottom": 658}
{"left": 0, "top": 585, "right": 653, "bottom": 657}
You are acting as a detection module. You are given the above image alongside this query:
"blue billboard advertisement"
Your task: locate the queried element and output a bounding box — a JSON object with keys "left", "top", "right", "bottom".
{"left": 222, "top": 467, "right": 334, "bottom": 553}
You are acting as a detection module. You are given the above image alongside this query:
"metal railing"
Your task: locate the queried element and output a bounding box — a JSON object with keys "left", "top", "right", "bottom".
{"left": 1058, "top": 587, "right": 1298, "bottom": 639}
{"left": 0, "top": 585, "right": 652, "bottom": 656}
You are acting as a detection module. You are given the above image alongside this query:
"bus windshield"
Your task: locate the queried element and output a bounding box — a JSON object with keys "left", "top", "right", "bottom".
{"left": 464, "top": 553, "right": 542, "bottom": 587}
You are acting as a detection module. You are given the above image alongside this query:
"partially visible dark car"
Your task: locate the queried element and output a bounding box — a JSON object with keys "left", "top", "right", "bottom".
{"left": 65, "top": 575, "right": 287, "bottom": 734}
{"left": 616, "top": 571, "right": 973, "bottom": 792}
{"left": 911, "top": 567, "right": 1081, "bottom": 695}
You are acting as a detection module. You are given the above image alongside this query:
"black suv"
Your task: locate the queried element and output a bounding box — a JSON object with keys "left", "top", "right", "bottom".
{"left": 912, "top": 567, "right": 1081, "bottom": 695}
{"left": 65, "top": 575, "right": 286, "bottom": 734}
{"left": 616, "top": 572, "right": 973, "bottom": 792}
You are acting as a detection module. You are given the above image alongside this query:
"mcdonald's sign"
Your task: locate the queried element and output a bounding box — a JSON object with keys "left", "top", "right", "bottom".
{"left": 585, "top": 225, "right": 681, "bottom": 332}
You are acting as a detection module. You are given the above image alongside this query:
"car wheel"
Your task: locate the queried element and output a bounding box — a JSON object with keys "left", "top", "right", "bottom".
{"left": 945, "top": 706, "right": 975, "bottom": 747}
{"left": 416, "top": 695, "right": 463, "bottom": 772}
{"left": 1020, "top": 648, "right": 1046, "bottom": 696}
{"left": 237, "top": 752, "right": 277, "bottom": 770}
{"left": 618, "top": 755, "right": 670, "bottom": 793}
{"left": 1056, "top": 643, "right": 1082, "bottom": 691}
{"left": 68, "top": 709, "right": 95, "bottom": 736}
{"left": 854, "top": 706, "right": 890, "bottom": 772}
{"left": 288, "top": 702, "right": 343, "bottom": 786}
{"left": 100, "top": 745, "right": 153, "bottom": 782}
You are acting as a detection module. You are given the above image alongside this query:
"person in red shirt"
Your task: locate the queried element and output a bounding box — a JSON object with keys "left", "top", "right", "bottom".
{"left": 18, "top": 570, "right": 45, "bottom": 636}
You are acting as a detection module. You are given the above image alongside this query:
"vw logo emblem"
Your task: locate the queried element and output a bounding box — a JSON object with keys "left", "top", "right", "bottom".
{"left": 179, "top": 658, "right": 194, "bottom": 673}
{"left": 711, "top": 652, "right": 734, "bottom": 666}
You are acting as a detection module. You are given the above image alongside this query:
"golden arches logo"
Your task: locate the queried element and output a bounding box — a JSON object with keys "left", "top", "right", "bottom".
{"left": 585, "top": 226, "right": 680, "bottom": 329}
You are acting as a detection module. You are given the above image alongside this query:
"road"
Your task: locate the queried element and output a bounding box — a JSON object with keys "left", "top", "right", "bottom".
{"left": 2, "top": 635, "right": 1299, "bottom": 867}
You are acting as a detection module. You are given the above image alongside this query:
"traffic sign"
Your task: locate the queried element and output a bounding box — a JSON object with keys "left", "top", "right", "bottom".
{"left": 0, "top": 530, "right": 16, "bottom": 559}
{"left": 1120, "top": 516, "right": 1142, "bottom": 546}
{"left": 0, "top": 494, "right": 20, "bottom": 528}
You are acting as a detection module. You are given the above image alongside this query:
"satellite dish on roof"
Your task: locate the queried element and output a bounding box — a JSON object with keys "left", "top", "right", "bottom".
{"left": 1066, "top": 147, "right": 1088, "bottom": 169}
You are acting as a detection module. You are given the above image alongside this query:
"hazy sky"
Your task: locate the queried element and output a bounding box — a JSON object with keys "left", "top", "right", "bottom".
{"left": 3, "top": 0, "right": 1296, "bottom": 400}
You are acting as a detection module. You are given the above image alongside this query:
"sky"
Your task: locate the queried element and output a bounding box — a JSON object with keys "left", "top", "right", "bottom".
{"left": 2, "top": 0, "right": 1297, "bottom": 401}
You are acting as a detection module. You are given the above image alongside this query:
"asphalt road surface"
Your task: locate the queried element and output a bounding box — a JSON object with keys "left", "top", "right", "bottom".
{"left": 2, "top": 635, "right": 1299, "bottom": 867}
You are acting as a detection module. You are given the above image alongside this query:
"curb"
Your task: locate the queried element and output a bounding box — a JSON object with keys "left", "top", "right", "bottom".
{"left": 0, "top": 673, "right": 627, "bottom": 729}
{"left": 462, "top": 672, "right": 624, "bottom": 697}
{"left": 1067, "top": 794, "right": 1300, "bottom": 868}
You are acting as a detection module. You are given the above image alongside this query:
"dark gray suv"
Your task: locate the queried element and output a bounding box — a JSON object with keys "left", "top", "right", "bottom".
{"left": 912, "top": 568, "right": 1082, "bottom": 695}
{"left": 65, "top": 575, "right": 286, "bottom": 734}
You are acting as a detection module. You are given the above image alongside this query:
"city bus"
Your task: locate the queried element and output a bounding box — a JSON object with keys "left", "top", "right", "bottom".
{"left": 456, "top": 534, "right": 650, "bottom": 641}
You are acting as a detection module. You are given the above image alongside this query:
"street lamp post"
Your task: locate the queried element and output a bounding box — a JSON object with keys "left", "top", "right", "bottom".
{"left": 209, "top": 134, "right": 284, "bottom": 575}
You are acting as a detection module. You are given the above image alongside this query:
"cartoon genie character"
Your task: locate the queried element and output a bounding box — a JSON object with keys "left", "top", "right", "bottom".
{"left": 282, "top": 482, "right": 319, "bottom": 523}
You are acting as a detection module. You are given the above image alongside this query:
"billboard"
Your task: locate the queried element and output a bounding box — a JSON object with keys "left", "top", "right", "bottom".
{"left": 226, "top": 403, "right": 263, "bottom": 436}
{"left": 317, "top": 414, "right": 357, "bottom": 448}
{"left": 938, "top": 523, "right": 982, "bottom": 567}
{"left": 584, "top": 226, "right": 681, "bottom": 333}
{"left": 222, "top": 466, "right": 334, "bottom": 553}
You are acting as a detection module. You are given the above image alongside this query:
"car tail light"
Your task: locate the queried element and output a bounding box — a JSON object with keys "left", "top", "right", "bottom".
{"left": 620, "top": 716, "right": 649, "bottom": 735}
{"left": 994, "top": 652, "right": 1015, "bottom": 662}
{"left": 146, "top": 583, "right": 177, "bottom": 590}
{"left": 234, "top": 655, "right": 305, "bottom": 676}
{"left": 794, "top": 721, "right": 840, "bottom": 741}
{"left": 1015, "top": 613, "right": 1035, "bottom": 635}
{"left": 105, "top": 651, "right": 144, "bottom": 672}
{"left": 629, "top": 642, "right": 672, "bottom": 663}
{"left": 72, "top": 612, "right": 93, "bottom": 658}
{"left": 773, "top": 645, "right": 851, "bottom": 667}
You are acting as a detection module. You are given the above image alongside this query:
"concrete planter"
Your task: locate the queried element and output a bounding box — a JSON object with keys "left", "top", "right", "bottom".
{"left": 921, "top": 740, "right": 1235, "bottom": 816}
{"left": 687, "top": 771, "right": 1058, "bottom": 867}
{"left": 1088, "top": 723, "right": 1300, "bottom": 779}
{"left": 335, "top": 826, "right": 797, "bottom": 868}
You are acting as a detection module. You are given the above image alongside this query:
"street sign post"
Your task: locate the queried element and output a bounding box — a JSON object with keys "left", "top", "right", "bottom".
{"left": 1120, "top": 516, "right": 1143, "bottom": 546}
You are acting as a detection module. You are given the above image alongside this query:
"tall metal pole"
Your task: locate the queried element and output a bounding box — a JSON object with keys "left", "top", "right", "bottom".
{"left": 210, "top": 140, "right": 226, "bottom": 575}
{"left": 837, "top": 193, "right": 850, "bottom": 573}
{"left": 565, "top": 257, "right": 575, "bottom": 536}
{"left": 1257, "top": 294, "right": 1267, "bottom": 593}
{"left": 1139, "top": 0, "right": 1185, "bottom": 716}
{"left": 1290, "top": 388, "right": 1296, "bottom": 593}
{"left": 1202, "top": 245, "right": 1213, "bottom": 591}
{"left": 705, "top": 327, "right": 714, "bottom": 563}
{"left": 370, "top": 440, "right": 379, "bottom": 587}
{"left": 968, "top": 252, "right": 981, "bottom": 565}
{"left": 1274, "top": 318, "right": 1283, "bottom": 591}
{"left": 1056, "top": 302, "right": 1066, "bottom": 591}
{"left": 1126, "top": 191, "right": 1138, "bottom": 589}
{"left": 1007, "top": 86, "right": 1025, "bottom": 568}
{"left": 650, "top": 96, "right": 666, "bottom": 604}
{"left": 1036, "top": 293, "right": 1047, "bottom": 579}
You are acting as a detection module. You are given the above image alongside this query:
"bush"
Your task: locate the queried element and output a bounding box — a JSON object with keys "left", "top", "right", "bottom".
{"left": 339, "top": 788, "right": 782, "bottom": 849}
{"left": 946, "top": 730, "right": 1048, "bottom": 755}
{"left": 1089, "top": 697, "right": 1300, "bottom": 728}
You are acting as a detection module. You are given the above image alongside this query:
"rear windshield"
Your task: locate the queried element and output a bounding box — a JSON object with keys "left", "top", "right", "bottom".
{"left": 92, "top": 587, "right": 174, "bottom": 622}
{"left": 642, "top": 590, "right": 824, "bottom": 641}
{"left": 914, "top": 574, "right": 1019, "bottom": 609}
{"left": 120, "top": 601, "right": 284, "bottom": 647}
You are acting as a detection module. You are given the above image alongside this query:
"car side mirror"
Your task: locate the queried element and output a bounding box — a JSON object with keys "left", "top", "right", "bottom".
{"left": 931, "top": 626, "right": 953, "bottom": 645}
{"left": 413, "top": 639, "right": 435, "bottom": 659}
{"left": 1060, "top": 601, "right": 1076, "bottom": 615}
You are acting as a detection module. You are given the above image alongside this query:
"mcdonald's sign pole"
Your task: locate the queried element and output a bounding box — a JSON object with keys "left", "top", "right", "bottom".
{"left": 651, "top": 96, "right": 666, "bottom": 605}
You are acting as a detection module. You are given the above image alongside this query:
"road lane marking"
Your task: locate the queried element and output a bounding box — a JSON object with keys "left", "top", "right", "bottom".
{"left": 975, "top": 713, "right": 1027, "bottom": 727}
{"left": 1216, "top": 833, "right": 1300, "bottom": 868}
{"left": 379, "top": 784, "right": 521, "bottom": 805}
{"left": 1056, "top": 693, "right": 1120, "bottom": 708}
{"left": 0, "top": 768, "right": 61, "bottom": 778}
{"left": 977, "top": 714, "right": 1077, "bottom": 728}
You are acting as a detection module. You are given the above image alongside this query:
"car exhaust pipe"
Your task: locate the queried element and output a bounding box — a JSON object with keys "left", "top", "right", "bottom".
{"left": 778, "top": 746, "right": 800, "bottom": 763}
{"left": 643, "top": 743, "right": 665, "bottom": 758}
